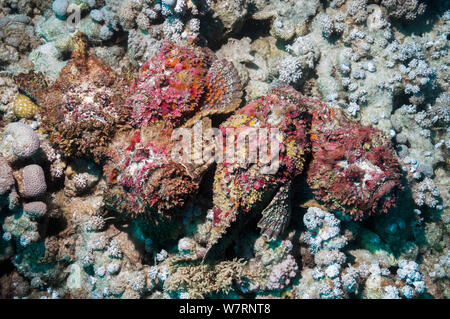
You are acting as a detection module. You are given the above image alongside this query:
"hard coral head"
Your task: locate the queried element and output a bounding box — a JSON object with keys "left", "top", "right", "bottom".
{"left": 127, "top": 41, "right": 211, "bottom": 128}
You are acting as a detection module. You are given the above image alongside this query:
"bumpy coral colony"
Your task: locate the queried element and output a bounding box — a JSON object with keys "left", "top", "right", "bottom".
{"left": 10, "top": 40, "right": 404, "bottom": 290}
{"left": 26, "top": 38, "right": 400, "bottom": 234}
{"left": 1, "top": 0, "right": 448, "bottom": 301}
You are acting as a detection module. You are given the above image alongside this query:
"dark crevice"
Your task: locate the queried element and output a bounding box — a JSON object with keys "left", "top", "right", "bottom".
{"left": 237, "top": 18, "right": 272, "bottom": 42}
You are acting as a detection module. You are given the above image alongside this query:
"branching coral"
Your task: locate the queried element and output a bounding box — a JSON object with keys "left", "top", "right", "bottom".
{"left": 347, "top": 0, "right": 369, "bottom": 24}
{"left": 0, "top": 14, "right": 41, "bottom": 67}
{"left": 296, "top": 206, "right": 351, "bottom": 299}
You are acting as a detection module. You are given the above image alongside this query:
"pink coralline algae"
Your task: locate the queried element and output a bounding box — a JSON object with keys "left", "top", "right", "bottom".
{"left": 304, "top": 99, "right": 403, "bottom": 220}
{"left": 104, "top": 41, "right": 242, "bottom": 220}
{"left": 126, "top": 40, "right": 242, "bottom": 128}
{"left": 208, "top": 86, "right": 310, "bottom": 248}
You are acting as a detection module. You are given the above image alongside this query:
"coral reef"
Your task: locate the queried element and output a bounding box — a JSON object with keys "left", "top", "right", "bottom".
{"left": 379, "top": 0, "right": 427, "bottom": 21}
{"left": 0, "top": 122, "right": 40, "bottom": 162}
{"left": 0, "top": 0, "right": 448, "bottom": 301}
{"left": 0, "top": 155, "right": 16, "bottom": 209}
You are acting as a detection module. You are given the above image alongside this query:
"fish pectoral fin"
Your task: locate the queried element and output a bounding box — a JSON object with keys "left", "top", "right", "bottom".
{"left": 257, "top": 184, "right": 292, "bottom": 239}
